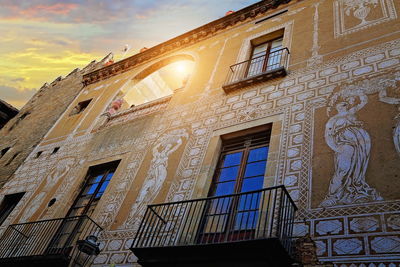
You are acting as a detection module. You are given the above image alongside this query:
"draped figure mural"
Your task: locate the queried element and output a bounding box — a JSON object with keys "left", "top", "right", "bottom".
{"left": 19, "top": 157, "right": 75, "bottom": 222}
{"left": 394, "top": 109, "right": 400, "bottom": 157}
{"left": 320, "top": 90, "right": 382, "bottom": 207}
{"left": 377, "top": 74, "right": 400, "bottom": 157}
{"left": 127, "top": 129, "right": 188, "bottom": 229}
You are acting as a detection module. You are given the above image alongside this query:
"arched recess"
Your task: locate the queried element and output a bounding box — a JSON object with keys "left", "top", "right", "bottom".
{"left": 115, "top": 54, "right": 195, "bottom": 110}
{"left": 134, "top": 54, "right": 194, "bottom": 81}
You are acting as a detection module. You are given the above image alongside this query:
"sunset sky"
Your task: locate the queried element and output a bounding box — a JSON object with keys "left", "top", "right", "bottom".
{"left": 0, "top": 0, "right": 259, "bottom": 109}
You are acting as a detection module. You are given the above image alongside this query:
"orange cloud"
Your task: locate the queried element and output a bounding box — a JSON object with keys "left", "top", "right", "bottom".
{"left": 24, "top": 3, "right": 78, "bottom": 15}
{"left": 3, "top": 3, "right": 78, "bottom": 20}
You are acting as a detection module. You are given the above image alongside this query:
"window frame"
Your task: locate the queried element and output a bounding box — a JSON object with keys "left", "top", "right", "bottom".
{"left": 0, "top": 192, "right": 25, "bottom": 226}
{"left": 246, "top": 36, "right": 284, "bottom": 77}
{"left": 200, "top": 131, "right": 271, "bottom": 237}
{"left": 208, "top": 139, "right": 269, "bottom": 198}
{"left": 66, "top": 160, "right": 120, "bottom": 218}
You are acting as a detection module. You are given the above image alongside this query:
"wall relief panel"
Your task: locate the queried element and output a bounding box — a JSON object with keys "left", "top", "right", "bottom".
{"left": 334, "top": 0, "right": 397, "bottom": 38}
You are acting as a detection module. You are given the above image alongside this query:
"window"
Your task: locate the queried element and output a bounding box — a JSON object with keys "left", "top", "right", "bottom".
{"left": 67, "top": 160, "right": 120, "bottom": 218}
{"left": 69, "top": 99, "right": 92, "bottom": 116}
{"left": 48, "top": 161, "right": 119, "bottom": 251}
{"left": 119, "top": 60, "right": 194, "bottom": 109}
{"left": 222, "top": 29, "right": 288, "bottom": 92}
{"left": 5, "top": 152, "right": 20, "bottom": 166}
{"left": 35, "top": 151, "right": 42, "bottom": 158}
{"left": 247, "top": 37, "right": 283, "bottom": 77}
{"left": 0, "top": 192, "right": 25, "bottom": 226}
{"left": 52, "top": 147, "right": 60, "bottom": 154}
{"left": 19, "top": 112, "right": 30, "bottom": 120}
{"left": 200, "top": 128, "right": 271, "bottom": 240}
{"left": 1, "top": 147, "right": 10, "bottom": 159}
{"left": 8, "top": 112, "right": 30, "bottom": 132}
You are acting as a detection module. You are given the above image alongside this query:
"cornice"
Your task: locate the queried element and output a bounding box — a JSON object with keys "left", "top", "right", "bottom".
{"left": 82, "top": 0, "right": 292, "bottom": 86}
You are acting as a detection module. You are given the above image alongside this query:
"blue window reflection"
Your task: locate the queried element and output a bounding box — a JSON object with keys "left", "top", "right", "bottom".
{"left": 238, "top": 192, "right": 261, "bottom": 210}
{"left": 244, "top": 161, "right": 266, "bottom": 177}
{"left": 241, "top": 176, "right": 264, "bottom": 193}
{"left": 219, "top": 166, "right": 239, "bottom": 182}
{"left": 105, "top": 172, "right": 114, "bottom": 181}
{"left": 87, "top": 183, "right": 99, "bottom": 195}
{"left": 222, "top": 152, "right": 242, "bottom": 167}
{"left": 215, "top": 181, "right": 235, "bottom": 196}
{"left": 93, "top": 175, "right": 103, "bottom": 183}
{"left": 248, "top": 146, "right": 268, "bottom": 162}
{"left": 235, "top": 211, "right": 258, "bottom": 230}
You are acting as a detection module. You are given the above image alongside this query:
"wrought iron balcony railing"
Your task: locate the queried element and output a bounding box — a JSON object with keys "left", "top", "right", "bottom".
{"left": 0, "top": 215, "right": 102, "bottom": 266}
{"left": 222, "top": 47, "right": 290, "bottom": 92}
{"left": 131, "top": 185, "right": 297, "bottom": 255}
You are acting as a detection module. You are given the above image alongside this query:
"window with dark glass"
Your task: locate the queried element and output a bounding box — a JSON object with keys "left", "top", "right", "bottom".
{"left": 69, "top": 99, "right": 92, "bottom": 116}
{"left": 52, "top": 147, "right": 60, "bottom": 154}
{"left": 48, "top": 161, "right": 120, "bottom": 251}
{"left": 247, "top": 37, "right": 283, "bottom": 77}
{"left": 0, "top": 192, "right": 25, "bottom": 226}
{"left": 4, "top": 152, "right": 20, "bottom": 166}
{"left": 201, "top": 129, "right": 270, "bottom": 238}
{"left": 67, "top": 160, "right": 120, "bottom": 218}
{"left": 0, "top": 147, "right": 10, "bottom": 159}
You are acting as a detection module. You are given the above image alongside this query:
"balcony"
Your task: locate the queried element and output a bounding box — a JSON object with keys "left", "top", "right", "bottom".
{"left": 0, "top": 216, "right": 102, "bottom": 267}
{"left": 222, "top": 48, "right": 290, "bottom": 93}
{"left": 131, "top": 185, "right": 297, "bottom": 267}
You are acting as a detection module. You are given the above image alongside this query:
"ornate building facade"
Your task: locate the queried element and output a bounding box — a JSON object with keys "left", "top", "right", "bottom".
{"left": 0, "top": 0, "right": 399, "bottom": 266}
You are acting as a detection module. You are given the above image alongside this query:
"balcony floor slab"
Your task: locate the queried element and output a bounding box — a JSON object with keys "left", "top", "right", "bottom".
{"left": 132, "top": 238, "right": 294, "bottom": 267}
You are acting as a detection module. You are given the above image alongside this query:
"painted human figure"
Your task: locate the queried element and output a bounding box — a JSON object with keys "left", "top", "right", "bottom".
{"left": 128, "top": 129, "right": 188, "bottom": 229}
{"left": 19, "top": 158, "right": 75, "bottom": 222}
{"left": 378, "top": 86, "right": 400, "bottom": 156}
{"left": 135, "top": 136, "right": 183, "bottom": 205}
{"left": 321, "top": 93, "right": 383, "bottom": 207}
{"left": 394, "top": 108, "right": 400, "bottom": 156}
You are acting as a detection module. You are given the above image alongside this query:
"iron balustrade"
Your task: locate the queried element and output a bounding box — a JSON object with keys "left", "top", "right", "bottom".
{"left": 0, "top": 215, "right": 102, "bottom": 264}
{"left": 132, "top": 185, "right": 297, "bottom": 255}
{"left": 223, "top": 47, "right": 290, "bottom": 88}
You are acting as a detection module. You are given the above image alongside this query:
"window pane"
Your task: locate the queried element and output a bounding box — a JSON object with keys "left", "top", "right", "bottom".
{"left": 209, "top": 197, "right": 231, "bottom": 214}
{"left": 75, "top": 196, "right": 91, "bottom": 207}
{"left": 238, "top": 191, "right": 261, "bottom": 210}
{"left": 244, "top": 161, "right": 266, "bottom": 177}
{"left": 218, "top": 166, "right": 239, "bottom": 182}
{"left": 248, "top": 57, "right": 265, "bottom": 77}
{"left": 215, "top": 181, "right": 235, "bottom": 196}
{"left": 98, "top": 180, "right": 110, "bottom": 193}
{"left": 252, "top": 43, "right": 268, "bottom": 58}
{"left": 234, "top": 211, "right": 258, "bottom": 230}
{"left": 69, "top": 207, "right": 85, "bottom": 217}
{"left": 271, "top": 38, "right": 283, "bottom": 50}
{"left": 222, "top": 152, "right": 242, "bottom": 167}
{"left": 85, "top": 183, "right": 99, "bottom": 195}
{"left": 241, "top": 176, "right": 264, "bottom": 193}
{"left": 95, "top": 180, "right": 110, "bottom": 198}
{"left": 248, "top": 146, "right": 268, "bottom": 162}
{"left": 204, "top": 215, "right": 228, "bottom": 233}
{"left": 93, "top": 175, "right": 103, "bottom": 183}
{"left": 105, "top": 172, "right": 114, "bottom": 181}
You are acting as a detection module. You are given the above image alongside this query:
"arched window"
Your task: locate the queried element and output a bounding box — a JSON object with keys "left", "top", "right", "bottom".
{"left": 119, "top": 57, "right": 194, "bottom": 109}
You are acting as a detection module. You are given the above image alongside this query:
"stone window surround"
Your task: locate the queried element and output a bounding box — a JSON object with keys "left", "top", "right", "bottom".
{"left": 235, "top": 21, "right": 293, "bottom": 67}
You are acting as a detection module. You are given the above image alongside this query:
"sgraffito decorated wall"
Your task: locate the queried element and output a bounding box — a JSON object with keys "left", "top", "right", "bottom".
{"left": 0, "top": 0, "right": 399, "bottom": 266}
